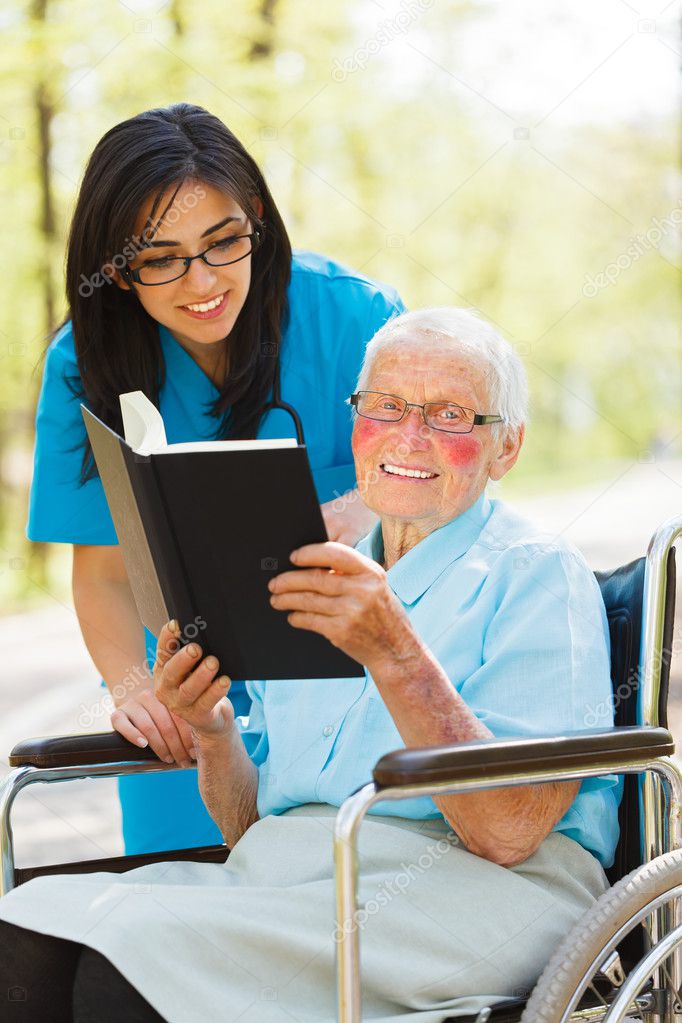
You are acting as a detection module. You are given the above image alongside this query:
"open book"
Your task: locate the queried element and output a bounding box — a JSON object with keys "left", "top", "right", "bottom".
{"left": 82, "top": 391, "right": 363, "bottom": 680}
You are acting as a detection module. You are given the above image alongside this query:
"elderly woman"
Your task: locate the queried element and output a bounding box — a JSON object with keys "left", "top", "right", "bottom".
{"left": 0, "top": 308, "right": 618, "bottom": 1023}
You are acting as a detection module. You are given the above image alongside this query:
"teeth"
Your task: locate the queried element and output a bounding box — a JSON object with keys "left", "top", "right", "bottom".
{"left": 185, "top": 294, "right": 224, "bottom": 313}
{"left": 382, "top": 464, "right": 437, "bottom": 479}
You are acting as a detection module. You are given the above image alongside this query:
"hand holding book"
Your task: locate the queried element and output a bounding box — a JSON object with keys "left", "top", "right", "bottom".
{"left": 154, "top": 620, "right": 235, "bottom": 739}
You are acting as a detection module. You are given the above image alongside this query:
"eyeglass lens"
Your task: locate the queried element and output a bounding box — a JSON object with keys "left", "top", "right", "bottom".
{"left": 356, "top": 392, "right": 475, "bottom": 432}
{"left": 135, "top": 235, "right": 254, "bottom": 285}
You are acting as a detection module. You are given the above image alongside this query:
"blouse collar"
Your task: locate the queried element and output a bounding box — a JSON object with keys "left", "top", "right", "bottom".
{"left": 357, "top": 492, "right": 493, "bottom": 606}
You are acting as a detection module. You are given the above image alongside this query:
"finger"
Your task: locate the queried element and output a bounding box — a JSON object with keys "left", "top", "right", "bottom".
{"left": 270, "top": 590, "right": 338, "bottom": 616}
{"left": 286, "top": 611, "right": 335, "bottom": 639}
{"left": 269, "top": 568, "right": 346, "bottom": 596}
{"left": 144, "top": 698, "right": 195, "bottom": 766}
{"left": 176, "top": 654, "right": 221, "bottom": 705}
{"left": 110, "top": 709, "right": 152, "bottom": 750}
{"left": 153, "top": 620, "right": 184, "bottom": 672}
{"left": 111, "top": 706, "right": 173, "bottom": 763}
{"left": 157, "top": 641, "right": 204, "bottom": 691}
{"left": 193, "top": 674, "right": 232, "bottom": 713}
{"left": 174, "top": 719, "right": 197, "bottom": 759}
{"left": 290, "top": 542, "right": 370, "bottom": 574}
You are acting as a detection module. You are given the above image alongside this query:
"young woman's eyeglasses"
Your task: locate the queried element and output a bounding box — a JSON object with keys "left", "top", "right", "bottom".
{"left": 122, "top": 227, "right": 262, "bottom": 286}
{"left": 348, "top": 391, "right": 504, "bottom": 435}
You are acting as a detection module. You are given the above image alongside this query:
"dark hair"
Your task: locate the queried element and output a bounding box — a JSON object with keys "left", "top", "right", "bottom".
{"left": 59, "top": 103, "right": 292, "bottom": 483}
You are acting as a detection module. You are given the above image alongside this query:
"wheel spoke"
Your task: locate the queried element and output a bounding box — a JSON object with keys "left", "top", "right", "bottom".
{"left": 588, "top": 981, "right": 609, "bottom": 1008}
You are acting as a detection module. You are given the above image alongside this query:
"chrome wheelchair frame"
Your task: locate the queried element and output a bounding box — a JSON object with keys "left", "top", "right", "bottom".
{"left": 1, "top": 513, "right": 681, "bottom": 1022}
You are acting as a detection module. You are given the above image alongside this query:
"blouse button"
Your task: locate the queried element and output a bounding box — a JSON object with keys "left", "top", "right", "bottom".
{"left": 322, "top": 725, "right": 334, "bottom": 738}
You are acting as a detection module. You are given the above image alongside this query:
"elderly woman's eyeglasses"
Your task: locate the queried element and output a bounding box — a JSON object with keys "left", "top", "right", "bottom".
{"left": 349, "top": 391, "right": 504, "bottom": 435}
{"left": 122, "top": 227, "right": 263, "bottom": 286}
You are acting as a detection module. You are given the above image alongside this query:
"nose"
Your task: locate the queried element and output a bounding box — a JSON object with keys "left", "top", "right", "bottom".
{"left": 394, "top": 405, "right": 431, "bottom": 447}
{"left": 183, "top": 256, "right": 218, "bottom": 295}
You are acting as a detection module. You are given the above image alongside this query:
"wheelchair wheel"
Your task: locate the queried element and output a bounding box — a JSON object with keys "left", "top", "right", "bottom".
{"left": 521, "top": 848, "right": 682, "bottom": 1022}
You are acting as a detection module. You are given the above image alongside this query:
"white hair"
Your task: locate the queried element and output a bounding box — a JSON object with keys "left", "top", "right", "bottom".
{"left": 356, "top": 307, "right": 529, "bottom": 441}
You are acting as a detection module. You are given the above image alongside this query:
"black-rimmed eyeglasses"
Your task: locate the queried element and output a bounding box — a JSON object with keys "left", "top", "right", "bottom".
{"left": 348, "top": 391, "right": 504, "bottom": 435}
{"left": 122, "top": 227, "right": 263, "bottom": 286}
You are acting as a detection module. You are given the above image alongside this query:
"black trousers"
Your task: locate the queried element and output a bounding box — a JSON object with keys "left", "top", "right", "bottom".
{"left": 0, "top": 920, "right": 166, "bottom": 1022}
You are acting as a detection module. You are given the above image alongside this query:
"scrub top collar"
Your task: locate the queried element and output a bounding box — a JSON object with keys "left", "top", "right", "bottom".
{"left": 159, "top": 325, "right": 220, "bottom": 399}
{"left": 357, "top": 491, "right": 493, "bottom": 606}
{"left": 158, "top": 324, "right": 305, "bottom": 444}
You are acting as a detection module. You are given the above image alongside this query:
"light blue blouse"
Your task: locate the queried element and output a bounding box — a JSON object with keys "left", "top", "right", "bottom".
{"left": 240, "top": 492, "right": 621, "bottom": 867}
{"left": 26, "top": 251, "right": 405, "bottom": 712}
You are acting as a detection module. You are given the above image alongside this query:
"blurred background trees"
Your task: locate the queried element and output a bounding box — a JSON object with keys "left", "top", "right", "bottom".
{"left": 0, "top": 0, "right": 679, "bottom": 611}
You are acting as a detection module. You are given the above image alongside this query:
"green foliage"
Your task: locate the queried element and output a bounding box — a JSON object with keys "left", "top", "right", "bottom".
{"left": 0, "top": 0, "right": 679, "bottom": 609}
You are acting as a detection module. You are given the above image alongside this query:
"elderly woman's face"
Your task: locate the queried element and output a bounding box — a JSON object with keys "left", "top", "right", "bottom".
{"left": 352, "top": 342, "right": 515, "bottom": 528}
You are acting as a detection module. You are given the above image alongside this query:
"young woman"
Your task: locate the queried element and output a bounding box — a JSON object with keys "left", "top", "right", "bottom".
{"left": 29, "top": 102, "right": 404, "bottom": 855}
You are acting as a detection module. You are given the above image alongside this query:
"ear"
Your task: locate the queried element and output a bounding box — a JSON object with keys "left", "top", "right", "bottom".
{"left": 252, "top": 196, "right": 264, "bottom": 220}
{"left": 103, "top": 264, "right": 132, "bottom": 292}
{"left": 488, "top": 424, "right": 524, "bottom": 482}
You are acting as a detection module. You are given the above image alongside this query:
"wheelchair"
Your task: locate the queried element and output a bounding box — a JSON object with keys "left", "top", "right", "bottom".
{"left": 1, "top": 512, "right": 680, "bottom": 1023}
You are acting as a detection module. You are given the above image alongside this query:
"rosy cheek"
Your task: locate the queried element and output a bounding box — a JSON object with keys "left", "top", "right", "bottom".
{"left": 352, "top": 419, "right": 386, "bottom": 457}
{"left": 438, "top": 434, "right": 481, "bottom": 467}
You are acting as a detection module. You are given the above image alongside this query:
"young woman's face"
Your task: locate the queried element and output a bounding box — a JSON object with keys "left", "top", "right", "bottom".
{"left": 117, "top": 180, "right": 261, "bottom": 351}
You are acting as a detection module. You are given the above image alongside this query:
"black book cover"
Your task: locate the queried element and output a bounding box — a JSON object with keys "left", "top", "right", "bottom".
{"left": 82, "top": 405, "right": 364, "bottom": 680}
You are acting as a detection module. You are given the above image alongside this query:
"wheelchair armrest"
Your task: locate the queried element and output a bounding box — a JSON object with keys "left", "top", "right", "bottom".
{"left": 9, "top": 731, "right": 161, "bottom": 769}
{"left": 372, "top": 725, "right": 674, "bottom": 788}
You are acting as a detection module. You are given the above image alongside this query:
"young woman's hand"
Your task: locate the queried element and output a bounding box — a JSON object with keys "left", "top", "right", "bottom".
{"left": 321, "top": 492, "right": 378, "bottom": 547}
{"left": 153, "top": 622, "right": 235, "bottom": 740}
{"left": 110, "top": 687, "right": 197, "bottom": 768}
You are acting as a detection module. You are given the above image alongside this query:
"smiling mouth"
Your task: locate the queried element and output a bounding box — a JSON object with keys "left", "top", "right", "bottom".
{"left": 381, "top": 463, "right": 439, "bottom": 479}
{"left": 182, "top": 293, "right": 225, "bottom": 313}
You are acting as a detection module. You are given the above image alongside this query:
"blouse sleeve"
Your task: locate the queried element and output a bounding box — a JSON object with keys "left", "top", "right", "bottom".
{"left": 27, "top": 335, "right": 118, "bottom": 545}
{"left": 236, "top": 680, "right": 268, "bottom": 765}
{"left": 461, "top": 544, "right": 614, "bottom": 738}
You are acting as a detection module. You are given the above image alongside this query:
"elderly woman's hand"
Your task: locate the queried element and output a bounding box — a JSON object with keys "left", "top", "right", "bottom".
{"left": 268, "top": 542, "right": 416, "bottom": 669}
{"left": 153, "top": 621, "right": 234, "bottom": 739}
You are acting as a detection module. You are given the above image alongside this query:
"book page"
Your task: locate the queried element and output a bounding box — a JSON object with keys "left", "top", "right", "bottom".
{"left": 120, "top": 391, "right": 167, "bottom": 455}
{"left": 158, "top": 438, "right": 297, "bottom": 453}
{"left": 120, "top": 390, "right": 298, "bottom": 454}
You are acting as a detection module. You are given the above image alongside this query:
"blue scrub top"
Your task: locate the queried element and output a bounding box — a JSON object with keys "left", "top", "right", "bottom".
{"left": 27, "top": 250, "right": 405, "bottom": 711}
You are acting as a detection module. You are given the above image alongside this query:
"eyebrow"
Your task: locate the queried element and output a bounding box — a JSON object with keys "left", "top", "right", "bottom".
{"left": 144, "top": 216, "right": 243, "bottom": 249}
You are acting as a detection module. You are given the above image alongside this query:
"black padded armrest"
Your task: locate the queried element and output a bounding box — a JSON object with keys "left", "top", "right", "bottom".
{"left": 9, "top": 731, "right": 162, "bottom": 769}
{"left": 373, "top": 726, "right": 674, "bottom": 788}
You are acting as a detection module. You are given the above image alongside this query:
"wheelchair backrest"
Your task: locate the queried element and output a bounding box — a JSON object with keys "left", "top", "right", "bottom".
{"left": 594, "top": 549, "right": 677, "bottom": 886}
